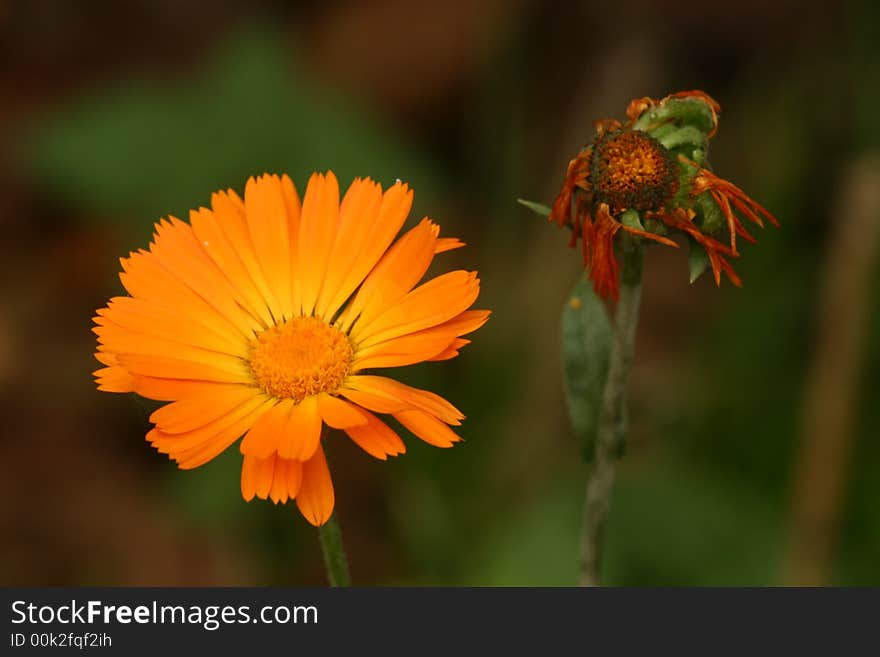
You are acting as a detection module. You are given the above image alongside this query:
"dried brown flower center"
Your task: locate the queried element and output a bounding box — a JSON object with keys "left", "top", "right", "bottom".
{"left": 591, "top": 130, "right": 678, "bottom": 212}
{"left": 249, "top": 317, "right": 352, "bottom": 401}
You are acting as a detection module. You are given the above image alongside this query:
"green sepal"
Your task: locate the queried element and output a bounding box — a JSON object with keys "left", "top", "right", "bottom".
{"left": 561, "top": 275, "right": 612, "bottom": 462}
{"left": 642, "top": 123, "right": 678, "bottom": 141}
{"left": 695, "top": 190, "right": 725, "bottom": 234}
{"left": 618, "top": 210, "right": 645, "bottom": 253}
{"left": 620, "top": 208, "right": 644, "bottom": 231}
{"left": 659, "top": 126, "right": 708, "bottom": 163}
{"left": 671, "top": 158, "right": 699, "bottom": 207}
{"left": 671, "top": 177, "right": 693, "bottom": 207}
{"left": 642, "top": 216, "right": 669, "bottom": 236}
{"left": 636, "top": 97, "right": 716, "bottom": 136}
{"left": 658, "top": 125, "right": 706, "bottom": 151}
{"left": 517, "top": 198, "right": 552, "bottom": 217}
{"left": 676, "top": 156, "right": 700, "bottom": 179}
{"left": 687, "top": 236, "right": 711, "bottom": 283}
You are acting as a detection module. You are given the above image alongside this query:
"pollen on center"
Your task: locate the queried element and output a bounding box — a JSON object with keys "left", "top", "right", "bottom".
{"left": 249, "top": 316, "right": 353, "bottom": 402}
{"left": 591, "top": 130, "right": 678, "bottom": 212}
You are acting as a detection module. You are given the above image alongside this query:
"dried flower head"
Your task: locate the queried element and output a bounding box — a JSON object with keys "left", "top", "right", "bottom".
{"left": 548, "top": 90, "right": 778, "bottom": 300}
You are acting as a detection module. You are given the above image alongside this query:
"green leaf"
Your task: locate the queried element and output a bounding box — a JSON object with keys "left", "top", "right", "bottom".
{"left": 516, "top": 198, "right": 552, "bottom": 217}
{"left": 561, "top": 276, "right": 612, "bottom": 461}
{"left": 688, "top": 237, "right": 711, "bottom": 283}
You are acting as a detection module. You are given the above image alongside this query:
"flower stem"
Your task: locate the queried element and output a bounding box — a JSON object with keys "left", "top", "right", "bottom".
{"left": 579, "top": 247, "right": 644, "bottom": 586}
{"left": 318, "top": 514, "right": 351, "bottom": 586}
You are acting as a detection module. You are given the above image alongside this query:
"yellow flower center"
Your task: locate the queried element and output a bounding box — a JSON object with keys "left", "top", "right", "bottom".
{"left": 249, "top": 316, "right": 353, "bottom": 401}
{"left": 591, "top": 130, "right": 678, "bottom": 213}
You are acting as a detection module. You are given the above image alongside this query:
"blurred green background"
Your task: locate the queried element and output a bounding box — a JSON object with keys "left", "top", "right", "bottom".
{"left": 1, "top": 0, "right": 878, "bottom": 586}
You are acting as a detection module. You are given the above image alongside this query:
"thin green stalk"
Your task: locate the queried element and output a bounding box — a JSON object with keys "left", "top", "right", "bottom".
{"left": 579, "top": 247, "right": 644, "bottom": 586}
{"left": 317, "top": 434, "right": 350, "bottom": 587}
{"left": 318, "top": 514, "right": 351, "bottom": 587}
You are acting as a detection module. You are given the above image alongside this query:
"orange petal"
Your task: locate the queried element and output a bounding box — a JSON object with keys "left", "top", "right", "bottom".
{"left": 422, "top": 309, "right": 491, "bottom": 338}
{"left": 150, "top": 384, "right": 259, "bottom": 434}
{"left": 93, "top": 365, "right": 135, "bottom": 392}
{"left": 244, "top": 174, "right": 294, "bottom": 321}
{"left": 190, "top": 206, "right": 274, "bottom": 327}
{"left": 241, "top": 453, "right": 268, "bottom": 501}
{"left": 345, "top": 375, "right": 463, "bottom": 424}
{"left": 626, "top": 96, "right": 656, "bottom": 123}
{"left": 321, "top": 180, "right": 412, "bottom": 321}
{"left": 269, "top": 457, "right": 291, "bottom": 503}
{"left": 148, "top": 393, "right": 269, "bottom": 454}
{"left": 95, "top": 320, "right": 251, "bottom": 381}
{"left": 211, "top": 188, "right": 284, "bottom": 323}
{"left": 297, "top": 172, "right": 340, "bottom": 317}
{"left": 278, "top": 395, "right": 323, "bottom": 461}
{"left": 149, "top": 217, "right": 261, "bottom": 337}
{"left": 337, "top": 387, "right": 409, "bottom": 414}
{"left": 285, "top": 457, "right": 305, "bottom": 501}
{"left": 280, "top": 174, "right": 303, "bottom": 314}
{"left": 351, "top": 270, "right": 480, "bottom": 347}
{"left": 240, "top": 398, "right": 295, "bottom": 458}
{"left": 344, "top": 410, "right": 406, "bottom": 460}
{"left": 114, "top": 353, "right": 252, "bottom": 385}
{"left": 584, "top": 205, "right": 622, "bottom": 301}
{"left": 97, "top": 295, "right": 248, "bottom": 358}
{"left": 661, "top": 208, "right": 742, "bottom": 288}
{"left": 350, "top": 332, "right": 453, "bottom": 370}
{"left": 434, "top": 237, "right": 464, "bottom": 253}
{"left": 94, "top": 352, "right": 120, "bottom": 367}
{"left": 130, "top": 377, "right": 240, "bottom": 402}
{"left": 314, "top": 177, "right": 384, "bottom": 319}
{"left": 350, "top": 309, "right": 490, "bottom": 369}
{"left": 120, "top": 248, "right": 254, "bottom": 342}
{"left": 296, "top": 445, "right": 335, "bottom": 526}
{"left": 241, "top": 452, "right": 276, "bottom": 500}
{"left": 619, "top": 223, "right": 679, "bottom": 248}
{"left": 394, "top": 409, "right": 462, "bottom": 448}
{"left": 317, "top": 394, "right": 369, "bottom": 429}
{"left": 427, "top": 338, "right": 471, "bottom": 361}
{"left": 150, "top": 394, "right": 274, "bottom": 469}
{"left": 340, "top": 218, "right": 438, "bottom": 332}
{"left": 549, "top": 152, "right": 590, "bottom": 228}
{"left": 241, "top": 453, "right": 303, "bottom": 503}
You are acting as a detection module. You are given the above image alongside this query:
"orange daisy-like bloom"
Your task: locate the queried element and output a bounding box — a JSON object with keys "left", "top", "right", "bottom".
{"left": 93, "top": 172, "right": 489, "bottom": 526}
{"left": 548, "top": 90, "right": 778, "bottom": 300}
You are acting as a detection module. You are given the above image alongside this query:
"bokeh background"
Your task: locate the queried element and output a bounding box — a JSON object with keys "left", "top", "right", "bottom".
{"left": 2, "top": 0, "right": 878, "bottom": 586}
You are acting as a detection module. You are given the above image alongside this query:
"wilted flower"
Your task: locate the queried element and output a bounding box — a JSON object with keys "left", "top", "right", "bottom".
{"left": 548, "top": 90, "right": 778, "bottom": 300}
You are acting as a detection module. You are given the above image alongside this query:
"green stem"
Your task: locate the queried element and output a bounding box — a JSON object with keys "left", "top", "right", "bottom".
{"left": 579, "top": 247, "right": 644, "bottom": 586}
{"left": 318, "top": 514, "right": 351, "bottom": 587}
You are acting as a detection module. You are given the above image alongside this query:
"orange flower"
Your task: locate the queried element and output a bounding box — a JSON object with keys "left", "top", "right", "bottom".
{"left": 548, "top": 90, "right": 777, "bottom": 300}
{"left": 93, "top": 172, "right": 489, "bottom": 526}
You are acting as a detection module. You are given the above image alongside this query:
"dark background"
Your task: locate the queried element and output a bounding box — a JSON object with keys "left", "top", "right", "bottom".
{"left": 1, "top": 0, "right": 878, "bottom": 586}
